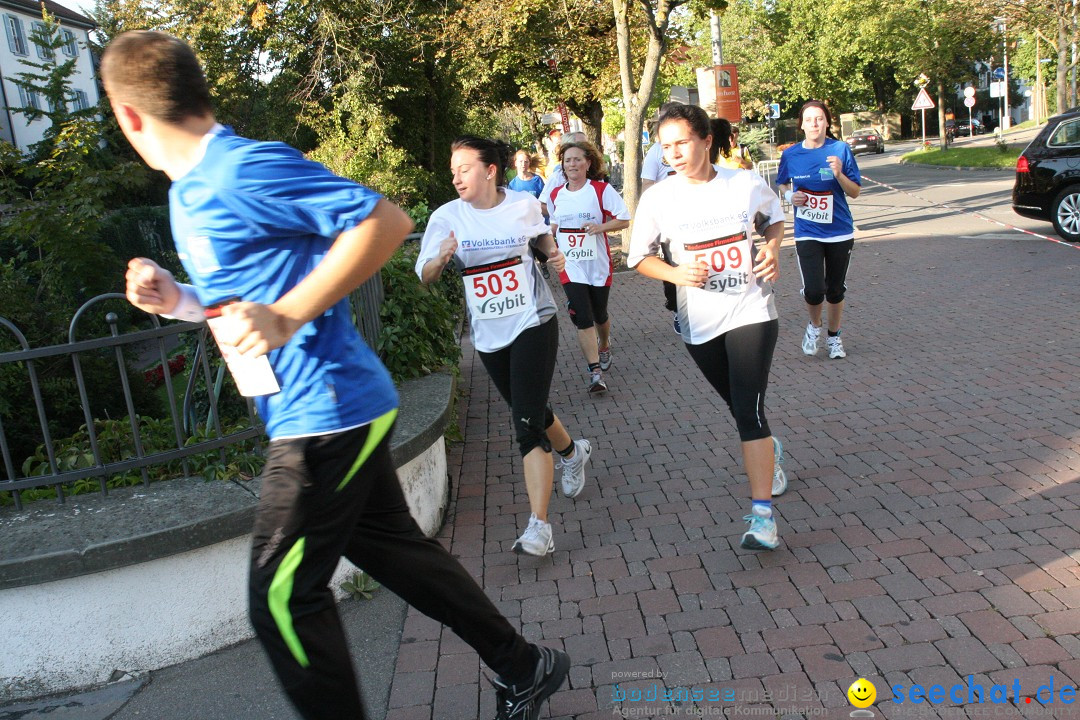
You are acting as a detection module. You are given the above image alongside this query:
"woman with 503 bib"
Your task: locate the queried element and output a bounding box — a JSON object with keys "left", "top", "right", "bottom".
{"left": 416, "top": 136, "right": 593, "bottom": 558}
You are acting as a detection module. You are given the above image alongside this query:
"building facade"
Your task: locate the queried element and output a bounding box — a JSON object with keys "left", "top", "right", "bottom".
{"left": 0, "top": 0, "right": 96, "bottom": 152}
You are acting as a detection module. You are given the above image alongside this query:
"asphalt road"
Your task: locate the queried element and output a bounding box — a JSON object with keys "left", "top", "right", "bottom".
{"left": 850, "top": 133, "right": 1068, "bottom": 246}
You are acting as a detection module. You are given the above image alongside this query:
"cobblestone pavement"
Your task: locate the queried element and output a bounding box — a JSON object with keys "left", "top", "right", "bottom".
{"left": 386, "top": 199, "right": 1080, "bottom": 719}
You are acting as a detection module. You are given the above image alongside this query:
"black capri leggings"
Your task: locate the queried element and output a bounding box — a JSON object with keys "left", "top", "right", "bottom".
{"left": 796, "top": 238, "right": 854, "bottom": 306}
{"left": 563, "top": 282, "right": 610, "bottom": 330}
{"left": 684, "top": 319, "right": 779, "bottom": 442}
{"left": 478, "top": 317, "right": 559, "bottom": 456}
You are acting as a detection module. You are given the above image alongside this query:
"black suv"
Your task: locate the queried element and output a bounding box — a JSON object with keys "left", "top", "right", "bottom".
{"left": 1012, "top": 108, "right": 1080, "bottom": 241}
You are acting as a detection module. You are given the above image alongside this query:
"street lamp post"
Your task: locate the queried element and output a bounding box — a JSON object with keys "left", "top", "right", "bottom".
{"left": 995, "top": 17, "right": 1012, "bottom": 131}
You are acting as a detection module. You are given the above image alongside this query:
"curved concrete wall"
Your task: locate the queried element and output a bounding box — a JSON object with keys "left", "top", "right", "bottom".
{"left": 0, "top": 435, "right": 448, "bottom": 701}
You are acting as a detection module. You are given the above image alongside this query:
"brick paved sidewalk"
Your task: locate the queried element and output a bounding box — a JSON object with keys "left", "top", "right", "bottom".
{"left": 386, "top": 222, "right": 1080, "bottom": 719}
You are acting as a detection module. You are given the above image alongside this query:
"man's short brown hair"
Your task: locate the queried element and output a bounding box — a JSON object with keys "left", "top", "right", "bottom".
{"left": 101, "top": 31, "right": 213, "bottom": 123}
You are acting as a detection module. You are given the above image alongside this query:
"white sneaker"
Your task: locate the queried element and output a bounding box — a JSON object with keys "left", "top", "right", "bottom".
{"left": 598, "top": 346, "right": 612, "bottom": 372}
{"left": 513, "top": 514, "right": 554, "bottom": 556}
{"left": 588, "top": 370, "right": 607, "bottom": 393}
{"left": 801, "top": 322, "right": 820, "bottom": 355}
{"left": 826, "top": 334, "right": 846, "bottom": 359}
{"left": 771, "top": 436, "right": 788, "bottom": 496}
{"left": 556, "top": 438, "right": 591, "bottom": 498}
{"left": 740, "top": 506, "right": 779, "bottom": 550}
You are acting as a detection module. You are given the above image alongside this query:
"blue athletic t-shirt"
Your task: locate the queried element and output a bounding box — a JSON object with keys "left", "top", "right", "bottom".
{"left": 508, "top": 174, "right": 545, "bottom": 198}
{"left": 776, "top": 138, "right": 861, "bottom": 242}
{"left": 170, "top": 127, "right": 398, "bottom": 440}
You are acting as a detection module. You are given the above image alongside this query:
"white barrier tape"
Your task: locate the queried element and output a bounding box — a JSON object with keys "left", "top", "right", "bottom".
{"left": 861, "top": 174, "right": 1080, "bottom": 251}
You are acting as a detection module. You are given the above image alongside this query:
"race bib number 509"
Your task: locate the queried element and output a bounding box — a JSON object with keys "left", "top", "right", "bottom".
{"left": 684, "top": 231, "right": 751, "bottom": 294}
{"left": 462, "top": 257, "right": 534, "bottom": 320}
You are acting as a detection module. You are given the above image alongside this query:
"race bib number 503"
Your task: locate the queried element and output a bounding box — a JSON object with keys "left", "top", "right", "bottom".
{"left": 795, "top": 189, "right": 834, "bottom": 224}
{"left": 684, "top": 231, "right": 751, "bottom": 294}
{"left": 462, "top": 256, "right": 534, "bottom": 320}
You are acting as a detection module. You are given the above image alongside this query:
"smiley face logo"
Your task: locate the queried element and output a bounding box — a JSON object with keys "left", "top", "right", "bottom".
{"left": 847, "top": 678, "right": 876, "bottom": 708}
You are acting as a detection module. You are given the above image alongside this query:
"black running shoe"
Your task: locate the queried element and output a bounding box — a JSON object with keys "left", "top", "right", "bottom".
{"left": 492, "top": 645, "right": 570, "bottom": 720}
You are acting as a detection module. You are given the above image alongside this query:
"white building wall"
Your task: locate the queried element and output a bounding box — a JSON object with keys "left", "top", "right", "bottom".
{"left": 0, "top": 436, "right": 450, "bottom": 701}
{"left": 0, "top": 10, "right": 98, "bottom": 152}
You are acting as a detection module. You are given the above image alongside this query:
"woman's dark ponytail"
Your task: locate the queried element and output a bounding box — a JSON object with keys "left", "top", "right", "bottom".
{"left": 451, "top": 135, "right": 512, "bottom": 186}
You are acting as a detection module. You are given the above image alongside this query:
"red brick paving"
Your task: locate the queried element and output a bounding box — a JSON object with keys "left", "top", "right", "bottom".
{"left": 381, "top": 222, "right": 1080, "bottom": 718}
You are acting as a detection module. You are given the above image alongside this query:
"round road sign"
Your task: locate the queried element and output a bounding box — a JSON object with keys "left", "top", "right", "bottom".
{"left": 964, "top": 97, "right": 976, "bottom": 108}
{"left": 963, "top": 86, "right": 975, "bottom": 98}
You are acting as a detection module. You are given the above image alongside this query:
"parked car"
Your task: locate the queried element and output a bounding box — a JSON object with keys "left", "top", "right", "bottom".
{"left": 951, "top": 118, "right": 985, "bottom": 136}
{"left": 845, "top": 128, "right": 885, "bottom": 155}
{"left": 1012, "top": 107, "right": 1080, "bottom": 242}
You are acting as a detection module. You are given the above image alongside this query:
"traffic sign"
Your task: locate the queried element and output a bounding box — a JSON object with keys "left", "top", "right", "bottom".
{"left": 963, "top": 87, "right": 975, "bottom": 98}
{"left": 768, "top": 103, "right": 780, "bottom": 119}
{"left": 964, "top": 96, "right": 976, "bottom": 108}
{"left": 993, "top": 67, "right": 1005, "bottom": 81}
{"left": 911, "top": 88, "right": 935, "bottom": 111}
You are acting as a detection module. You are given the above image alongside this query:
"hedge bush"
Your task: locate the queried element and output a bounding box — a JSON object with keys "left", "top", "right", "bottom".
{"left": 377, "top": 242, "right": 462, "bottom": 382}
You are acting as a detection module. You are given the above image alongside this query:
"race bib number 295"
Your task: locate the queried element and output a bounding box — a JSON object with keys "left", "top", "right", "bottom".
{"left": 795, "top": 189, "right": 834, "bottom": 224}
{"left": 462, "top": 257, "right": 533, "bottom": 320}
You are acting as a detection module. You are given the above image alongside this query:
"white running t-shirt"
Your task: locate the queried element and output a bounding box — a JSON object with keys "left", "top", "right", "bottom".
{"left": 628, "top": 169, "right": 784, "bottom": 344}
{"left": 537, "top": 164, "right": 566, "bottom": 206}
{"left": 546, "top": 180, "right": 631, "bottom": 287}
{"left": 641, "top": 143, "right": 676, "bottom": 183}
{"left": 416, "top": 189, "right": 556, "bottom": 353}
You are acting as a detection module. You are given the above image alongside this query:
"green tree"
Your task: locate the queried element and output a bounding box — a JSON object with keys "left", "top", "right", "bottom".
{"left": 444, "top": 0, "right": 622, "bottom": 149}
{"left": 0, "top": 16, "right": 156, "bottom": 463}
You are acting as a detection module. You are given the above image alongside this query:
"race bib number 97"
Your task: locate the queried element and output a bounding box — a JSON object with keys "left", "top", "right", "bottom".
{"left": 685, "top": 231, "right": 751, "bottom": 294}
{"left": 795, "top": 189, "right": 834, "bottom": 224}
{"left": 559, "top": 227, "right": 598, "bottom": 262}
{"left": 463, "top": 257, "right": 533, "bottom": 320}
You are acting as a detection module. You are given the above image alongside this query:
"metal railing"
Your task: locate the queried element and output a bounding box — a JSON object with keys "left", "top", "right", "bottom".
{"left": 0, "top": 274, "right": 383, "bottom": 511}
{"left": 754, "top": 160, "right": 792, "bottom": 213}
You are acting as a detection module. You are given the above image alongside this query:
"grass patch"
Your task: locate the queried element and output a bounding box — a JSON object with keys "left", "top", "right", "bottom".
{"left": 1005, "top": 119, "right": 1050, "bottom": 133}
{"left": 901, "top": 145, "right": 1024, "bottom": 169}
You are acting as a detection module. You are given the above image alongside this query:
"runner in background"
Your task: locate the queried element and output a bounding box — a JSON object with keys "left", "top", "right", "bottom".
{"left": 730, "top": 125, "right": 755, "bottom": 169}
{"left": 640, "top": 101, "right": 685, "bottom": 335}
{"left": 417, "top": 135, "right": 593, "bottom": 558}
{"left": 538, "top": 130, "right": 586, "bottom": 210}
{"left": 510, "top": 149, "right": 552, "bottom": 278}
{"left": 508, "top": 150, "right": 545, "bottom": 198}
{"left": 628, "top": 104, "right": 789, "bottom": 551}
{"left": 711, "top": 118, "right": 754, "bottom": 170}
{"left": 104, "top": 32, "right": 570, "bottom": 720}
{"left": 546, "top": 141, "right": 630, "bottom": 393}
{"left": 777, "top": 100, "right": 861, "bottom": 360}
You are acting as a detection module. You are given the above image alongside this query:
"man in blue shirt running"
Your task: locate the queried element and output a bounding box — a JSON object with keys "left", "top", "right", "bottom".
{"left": 102, "top": 30, "right": 568, "bottom": 720}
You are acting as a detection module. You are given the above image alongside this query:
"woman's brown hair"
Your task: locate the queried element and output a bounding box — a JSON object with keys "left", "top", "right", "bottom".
{"left": 557, "top": 141, "right": 606, "bottom": 181}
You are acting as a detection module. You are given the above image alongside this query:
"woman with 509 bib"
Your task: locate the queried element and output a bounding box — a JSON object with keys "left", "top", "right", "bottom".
{"left": 777, "top": 100, "right": 861, "bottom": 360}
{"left": 629, "top": 105, "right": 789, "bottom": 552}
{"left": 416, "top": 136, "right": 592, "bottom": 558}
